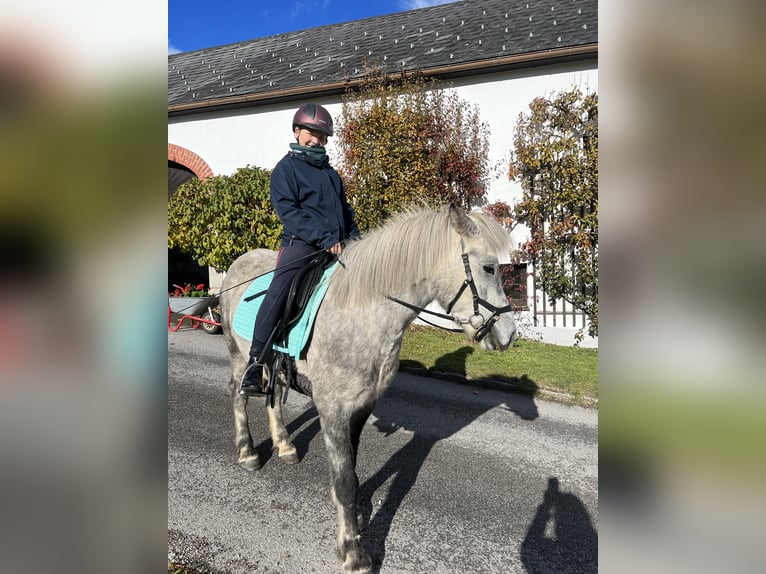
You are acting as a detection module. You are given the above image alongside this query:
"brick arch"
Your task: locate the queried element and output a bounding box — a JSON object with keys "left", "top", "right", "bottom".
{"left": 168, "top": 143, "right": 214, "bottom": 180}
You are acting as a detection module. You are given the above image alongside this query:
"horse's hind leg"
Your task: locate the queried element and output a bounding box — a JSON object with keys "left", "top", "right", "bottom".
{"left": 229, "top": 361, "right": 260, "bottom": 471}
{"left": 266, "top": 379, "right": 299, "bottom": 464}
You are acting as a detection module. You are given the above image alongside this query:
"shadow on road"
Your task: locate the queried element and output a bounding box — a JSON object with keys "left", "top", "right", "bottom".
{"left": 520, "top": 477, "right": 598, "bottom": 574}
{"left": 360, "top": 346, "right": 540, "bottom": 573}
{"left": 401, "top": 346, "right": 541, "bottom": 420}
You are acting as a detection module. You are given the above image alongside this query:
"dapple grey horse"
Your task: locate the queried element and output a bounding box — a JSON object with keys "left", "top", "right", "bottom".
{"left": 220, "top": 205, "right": 518, "bottom": 573}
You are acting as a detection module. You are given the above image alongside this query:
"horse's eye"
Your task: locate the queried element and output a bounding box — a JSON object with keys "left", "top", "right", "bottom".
{"left": 483, "top": 265, "right": 496, "bottom": 275}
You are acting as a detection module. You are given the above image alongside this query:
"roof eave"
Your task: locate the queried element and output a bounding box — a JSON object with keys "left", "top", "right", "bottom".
{"left": 168, "top": 43, "right": 597, "bottom": 117}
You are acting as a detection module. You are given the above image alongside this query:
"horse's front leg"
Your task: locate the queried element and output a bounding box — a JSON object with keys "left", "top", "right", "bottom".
{"left": 351, "top": 407, "right": 373, "bottom": 531}
{"left": 321, "top": 408, "right": 373, "bottom": 574}
{"left": 266, "top": 376, "right": 299, "bottom": 464}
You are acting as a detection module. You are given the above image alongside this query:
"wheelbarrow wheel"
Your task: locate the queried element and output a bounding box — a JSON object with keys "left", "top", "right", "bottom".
{"left": 202, "top": 310, "right": 222, "bottom": 334}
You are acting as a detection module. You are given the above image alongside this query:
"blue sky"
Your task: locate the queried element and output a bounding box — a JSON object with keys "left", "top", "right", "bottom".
{"left": 168, "top": 0, "right": 459, "bottom": 54}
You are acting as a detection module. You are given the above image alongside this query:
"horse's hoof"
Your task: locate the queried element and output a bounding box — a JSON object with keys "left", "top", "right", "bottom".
{"left": 339, "top": 539, "right": 372, "bottom": 574}
{"left": 278, "top": 448, "right": 299, "bottom": 465}
{"left": 238, "top": 455, "right": 261, "bottom": 471}
{"left": 341, "top": 554, "right": 372, "bottom": 574}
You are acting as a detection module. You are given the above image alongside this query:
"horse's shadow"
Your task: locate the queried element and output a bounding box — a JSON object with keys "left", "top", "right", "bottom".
{"left": 520, "top": 477, "right": 598, "bottom": 573}
{"left": 360, "top": 346, "right": 540, "bottom": 572}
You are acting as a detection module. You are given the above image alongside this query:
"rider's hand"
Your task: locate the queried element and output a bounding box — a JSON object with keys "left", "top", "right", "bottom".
{"left": 327, "top": 242, "right": 342, "bottom": 255}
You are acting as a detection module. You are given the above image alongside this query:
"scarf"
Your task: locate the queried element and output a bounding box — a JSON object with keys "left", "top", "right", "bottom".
{"left": 289, "top": 143, "right": 327, "bottom": 165}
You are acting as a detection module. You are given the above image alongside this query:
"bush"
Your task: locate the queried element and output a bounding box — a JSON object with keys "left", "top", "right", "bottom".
{"left": 168, "top": 165, "right": 281, "bottom": 272}
{"left": 336, "top": 66, "right": 491, "bottom": 231}
{"left": 510, "top": 88, "right": 598, "bottom": 339}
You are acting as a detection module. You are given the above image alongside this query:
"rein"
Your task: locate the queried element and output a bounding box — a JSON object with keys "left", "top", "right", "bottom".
{"left": 387, "top": 251, "right": 514, "bottom": 343}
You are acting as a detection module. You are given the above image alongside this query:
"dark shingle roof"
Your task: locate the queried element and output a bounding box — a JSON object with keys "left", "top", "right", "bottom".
{"left": 168, "top": 0, "right": 597, "bottom": 113}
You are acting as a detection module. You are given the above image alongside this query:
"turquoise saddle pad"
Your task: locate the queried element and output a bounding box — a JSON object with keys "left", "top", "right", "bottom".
{"left": 231, "top": 262, "right": 338, "bottom": 358}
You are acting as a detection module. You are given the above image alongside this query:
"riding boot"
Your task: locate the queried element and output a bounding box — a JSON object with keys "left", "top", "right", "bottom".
{"left": 239, "top": 358, "right": 265, "bottom": 396}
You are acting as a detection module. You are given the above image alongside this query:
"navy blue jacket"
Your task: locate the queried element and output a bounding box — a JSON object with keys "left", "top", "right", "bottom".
{"left": 270, "top": 149, "right": 360, "bottom": 250}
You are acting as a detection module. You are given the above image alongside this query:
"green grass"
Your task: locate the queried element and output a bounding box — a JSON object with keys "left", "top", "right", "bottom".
{"left": 399, "top": 325, "right": 598, "bottom": 405}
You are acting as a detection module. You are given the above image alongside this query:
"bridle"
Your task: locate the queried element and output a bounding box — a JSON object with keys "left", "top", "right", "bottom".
{"left": 386, "top": 250, "right": 514, "bottom": 343}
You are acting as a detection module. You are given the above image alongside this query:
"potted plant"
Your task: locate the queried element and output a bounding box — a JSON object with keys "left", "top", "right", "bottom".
{"left": 168, "top": 283, "right": 211, "bottom": 311}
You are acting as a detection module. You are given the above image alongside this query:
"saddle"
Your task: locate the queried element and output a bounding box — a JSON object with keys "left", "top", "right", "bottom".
{"left": 271, "top": 249, "right": 336, "bottom": 347}
{"left": 235, "top": 253, "right": 337, "bottom": 356}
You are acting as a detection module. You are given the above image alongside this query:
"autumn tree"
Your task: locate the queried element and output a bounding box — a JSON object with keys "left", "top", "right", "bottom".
{"left": 510, "top": 88, "right": 598, "bottom": 339}
{"left": 167, "top": 165, "right": 281, "bottom": 272}
{"left": 336, "top": 66, "right": 491, "bottom": 231}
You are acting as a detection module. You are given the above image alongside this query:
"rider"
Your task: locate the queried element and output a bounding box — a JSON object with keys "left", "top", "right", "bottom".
{"left": 240, "top": 102, "right": 360, "bottom": 396}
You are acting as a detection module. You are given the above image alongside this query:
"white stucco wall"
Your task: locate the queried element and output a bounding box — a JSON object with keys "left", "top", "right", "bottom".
{"left": 169, "top": 60, "right": 598, "bottom": 347}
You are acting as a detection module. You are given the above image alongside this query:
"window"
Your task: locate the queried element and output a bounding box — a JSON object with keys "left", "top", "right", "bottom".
{"left": 500, "top": 263, "right": 528, "bottom": 310}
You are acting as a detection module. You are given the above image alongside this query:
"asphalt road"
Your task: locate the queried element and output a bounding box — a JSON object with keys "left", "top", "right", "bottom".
{"left": 168, "top": 327, "right": 598, "bottom": 574}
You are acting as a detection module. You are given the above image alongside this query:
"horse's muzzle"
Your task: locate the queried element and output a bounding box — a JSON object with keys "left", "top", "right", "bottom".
{"left": 480, "top": 327, "right": 517, "bottom": 352}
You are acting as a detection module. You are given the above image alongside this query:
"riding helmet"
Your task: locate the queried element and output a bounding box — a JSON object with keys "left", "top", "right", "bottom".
{"left": 292, "top": 103, "right": 334, "bottom": 137}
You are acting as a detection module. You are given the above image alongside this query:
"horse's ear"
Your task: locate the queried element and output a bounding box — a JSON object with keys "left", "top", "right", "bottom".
{"left": 448, "top": 204, "right": 478, "bottom": 237}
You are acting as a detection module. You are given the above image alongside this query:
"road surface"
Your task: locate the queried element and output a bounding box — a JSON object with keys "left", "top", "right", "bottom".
{"left": 168, "top": 328, "right": 597, "bottom": 573}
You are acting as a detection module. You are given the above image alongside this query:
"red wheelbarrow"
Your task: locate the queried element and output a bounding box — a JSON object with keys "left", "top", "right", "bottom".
{"left": 167, "top": 295, "right": 222, "bottom": 334}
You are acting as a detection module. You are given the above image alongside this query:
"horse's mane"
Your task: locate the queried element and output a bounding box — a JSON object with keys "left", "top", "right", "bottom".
{"left": 329, "top": 205, "right": 512, "bottom": 308}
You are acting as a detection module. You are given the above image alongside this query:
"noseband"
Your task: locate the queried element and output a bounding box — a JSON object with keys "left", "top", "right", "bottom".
{"left": 387, "top": 252, "right": 514, "bottom": 342}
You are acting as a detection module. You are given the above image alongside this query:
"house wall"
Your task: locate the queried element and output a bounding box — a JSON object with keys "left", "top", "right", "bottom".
{"left": 168, "top": 59, "right": 598, "bottom": 347}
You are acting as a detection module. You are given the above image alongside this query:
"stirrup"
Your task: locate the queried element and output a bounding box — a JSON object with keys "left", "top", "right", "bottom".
{"left": 239, "top": 360, "right": 266, "bottom": 396}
